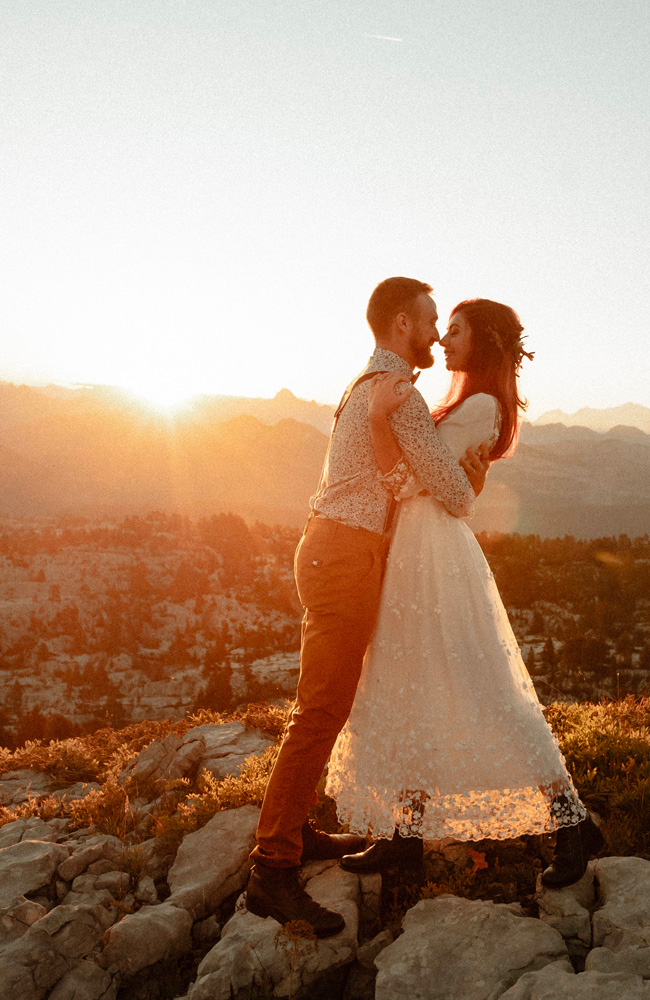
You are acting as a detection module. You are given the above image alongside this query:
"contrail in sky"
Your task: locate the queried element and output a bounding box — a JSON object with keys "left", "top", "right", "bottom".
{"left": 365, "top": 33, "right": 403, "bottom": 42}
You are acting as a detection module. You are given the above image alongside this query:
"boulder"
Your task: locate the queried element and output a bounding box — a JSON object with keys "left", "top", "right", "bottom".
{"left": 499, "top": 960, "right": 650, "bottom": 998}
{"left": 167, "top": 804, "right": 259, "bottom": 919}
{"left": 0, "top": 769, "right": 58, "bottom": 807}
{"left": 0, "top": 895, "right": 47, "bottom": 946}
{"left": 357, "top": 928, "right": 394, "bottom": 969}
{"left": 187, "top": 862, "right": 360, "bottom": 1000}
{"left": 0, "top": 840, "right": 69, "bottom": 907}
{"left": 95, "top": 871, "right": 130, "bottom": 895}
{"left": 58, "top": 843, "right": 105, "bottom": 882}
{"left": 359, "top": 872, "right": 381, "bottom": 925}
{"left": 592, "top": 857, "right": 650, "bottom": 951}
{"left": 0, "top": 900, "right": 116, "bottom": 1000}
{"left": 374, "top": 896, "right": 570, "bottom": 1000}
{"left": 52, "top": 782, "right": 102, "bottom": 803}
{"left": 100, "top": 902, "right": 193, "bottom": 976}
{"left": 135, "top": 876, "right": 158, "bottom": 904}
{"left": 119, "top": 732, "right": 205, "bottom": 786}
{"left": 47, "top": 959, "right": 116, "bottom": 1000}
{"left": 184, "top": 722, "right": 273, "bottom": 780}
{"left": 535, "top": 862, "right": 596, "bottom": 960}
{"left": 0, "top": 816, "right": 68, "bottom": 848}
{"left": 586, "top": 946, "right": 650, "bottom": 977}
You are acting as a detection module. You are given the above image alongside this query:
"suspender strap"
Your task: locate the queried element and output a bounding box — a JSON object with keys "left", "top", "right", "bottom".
{"left": 314, "top": 369, "right": 399, "bottom": 536}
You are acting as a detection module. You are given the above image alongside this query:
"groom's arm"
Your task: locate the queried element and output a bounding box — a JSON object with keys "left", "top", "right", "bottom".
{"left": 388, "top": 389, "right": 476, "bottom": 518}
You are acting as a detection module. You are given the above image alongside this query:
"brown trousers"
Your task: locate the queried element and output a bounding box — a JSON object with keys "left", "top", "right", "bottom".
{"left": 250, "top": 515, "right": 386, "bottom": 868}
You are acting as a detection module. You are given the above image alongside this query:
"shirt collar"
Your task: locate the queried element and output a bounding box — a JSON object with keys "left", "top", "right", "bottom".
{"left": 364, "top": 347, "right": 414, "bottom": 378}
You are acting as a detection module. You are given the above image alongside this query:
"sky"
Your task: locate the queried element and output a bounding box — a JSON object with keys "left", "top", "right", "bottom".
{"left": 1, "top": 0, "right": 649, "bottom": 418}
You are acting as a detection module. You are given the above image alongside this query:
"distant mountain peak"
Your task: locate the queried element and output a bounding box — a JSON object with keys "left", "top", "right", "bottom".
{"left": 274, "top": 388, "right": 298, "bottom": 401}
{"left": 534, "top": 402, "right": 650, "bottom": 434}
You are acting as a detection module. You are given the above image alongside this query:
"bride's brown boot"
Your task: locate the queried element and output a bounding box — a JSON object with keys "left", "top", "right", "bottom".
{"left": 541, "top": 812, "right": 604, "bottom": 889}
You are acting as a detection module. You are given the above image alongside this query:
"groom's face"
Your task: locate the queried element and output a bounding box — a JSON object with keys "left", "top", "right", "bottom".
{"left": 407, "top": 294, "right": 439, "bottom": 370}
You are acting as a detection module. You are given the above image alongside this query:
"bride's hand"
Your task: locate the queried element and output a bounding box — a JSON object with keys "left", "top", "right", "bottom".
{"left": 368, "top": 373, "right": 414, "bottom": 421}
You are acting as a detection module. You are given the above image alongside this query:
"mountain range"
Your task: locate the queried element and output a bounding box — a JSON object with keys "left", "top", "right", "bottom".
{"left": 1, "top": 382, "right": 649, "bottom": 538}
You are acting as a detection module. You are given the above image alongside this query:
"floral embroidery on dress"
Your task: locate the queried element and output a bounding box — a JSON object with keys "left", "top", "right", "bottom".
{"left": 326, "top": 393, "right": 587, "bottom": 841}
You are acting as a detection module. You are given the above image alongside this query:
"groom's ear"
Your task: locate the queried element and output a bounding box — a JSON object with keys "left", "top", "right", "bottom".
{"left": 410, "top": 372, "right": 420, "bottom": 384}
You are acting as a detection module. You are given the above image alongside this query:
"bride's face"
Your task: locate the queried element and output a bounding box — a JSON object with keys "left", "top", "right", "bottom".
{"left": 441, "top": 312, "right": 473, "bottom": 371}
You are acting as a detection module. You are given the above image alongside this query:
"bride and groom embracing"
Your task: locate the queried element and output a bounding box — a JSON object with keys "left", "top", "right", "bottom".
{"left": 245, "top": 276, "right": 603, "bottom": 937}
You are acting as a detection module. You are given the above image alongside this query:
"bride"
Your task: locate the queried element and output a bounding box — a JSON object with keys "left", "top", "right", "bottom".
{"left": 326, "top": 298, "right": 603, "bottom": 889}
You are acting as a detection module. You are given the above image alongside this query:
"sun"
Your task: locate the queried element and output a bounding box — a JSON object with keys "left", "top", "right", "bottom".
{"left": 124, "top": 378, "right": 198, "bottom": 414}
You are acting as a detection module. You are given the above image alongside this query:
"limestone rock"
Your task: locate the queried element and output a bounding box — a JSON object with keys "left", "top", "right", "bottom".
{"left": 119, "top": 732, "right": 205, "bottom": 786}
{"left": 535, "top": 862, "right": 596, "bottom": 960}
{"left": 94, "top": 871, "right": 130, "bottom": 895}
{"left": 0, "top": 895, "right": 48, "bottom": 946}
{"left": 70, "top": 834, "right": 124, "bottom": 867}
{"left": 357, "top": 928, "right": 394, "bottom": 969}
{"left": 374, "top": 896, "right": 570, "bottom": 1000}
{"left": 0, "top": 769, "right": 57, "bottom": 807}
{"left": 359, "top": 872, "right": 381, "bottom": 925}
{"left": 499, "top": 960, "right": 650, "bottom": 998}
{"left": 586, "top": 946, "right": 650, "bottom": 977}
{"left": 0, "top": 900, "right": 116, "bottom": 1000}
{"left": 0, "top": 840, "right": 69, "bottom": 907}
{"left": 63, "top": 889, "right": 116, "bottom": 910}
{"left": 52, "top": 782, "right": 102, "bottom": 803}
{"left": 592, "top": 856, "right": 650, "bottom": 951}
{"left": 167, "top": 804, "right": 259, "bottom": 919}
{"left": 192, "top": 915, "right": 221, "bottom": 948}
{"left": 87, "top": 859, "right": 117, "bottom": 876}
{"left": 135, "top": 876, "right": 158, "bottom": 904}
{"left": 0, "top": 816, "right": 68, "bottom": 848}
{"left": 185, "top": 721, "right": 273, "bottom": 779}
{"left": 101, "top": 902, "right": 193, "bottom": 975}
{"left": 188, "top": 862, "right": 360, "bottom": 1000}
{"left": 58, "top": 842, "right": 105, "bottom": 881}
{"left": 48, "top": 959, "right": 116, "bottom": 1000}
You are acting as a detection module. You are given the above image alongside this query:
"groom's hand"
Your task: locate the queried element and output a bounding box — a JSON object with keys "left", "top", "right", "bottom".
{"left": 460, "top": 443, "right": 490, "bottom": 496}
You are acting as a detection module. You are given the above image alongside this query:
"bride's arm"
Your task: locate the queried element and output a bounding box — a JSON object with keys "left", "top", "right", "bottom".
{"left": 368, "top": 374, "right": 414, "bottom": 474}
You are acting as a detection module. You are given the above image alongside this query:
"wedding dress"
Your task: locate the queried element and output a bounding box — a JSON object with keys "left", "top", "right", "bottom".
{"left": 326, "top": 393, "right": 586, "bottom": 841}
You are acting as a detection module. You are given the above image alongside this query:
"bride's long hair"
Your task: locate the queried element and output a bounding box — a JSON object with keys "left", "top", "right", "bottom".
{"left": 431, "top": 299, "right": 532, "bottom": 460}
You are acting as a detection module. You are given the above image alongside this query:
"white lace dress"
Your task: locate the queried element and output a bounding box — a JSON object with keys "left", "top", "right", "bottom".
{"left": 326, "top": 393, "right": 586, "bottom": 841}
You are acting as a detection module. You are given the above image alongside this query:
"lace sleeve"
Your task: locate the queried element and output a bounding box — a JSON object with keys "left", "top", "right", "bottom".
{"left": 377, "top": 457, "right": 423, "bottom": 500}
{"left": 388, "top": 389, "right": 475, "bottom": 518}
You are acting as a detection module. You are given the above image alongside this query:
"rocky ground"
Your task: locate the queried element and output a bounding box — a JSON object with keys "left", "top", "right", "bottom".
{"left": 2, "top": 719, "right": 650, "bottom": 999}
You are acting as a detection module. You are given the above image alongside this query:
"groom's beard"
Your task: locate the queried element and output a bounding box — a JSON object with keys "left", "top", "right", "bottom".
{"left": 409, "top": 335, "right": 435, "bottom": 370}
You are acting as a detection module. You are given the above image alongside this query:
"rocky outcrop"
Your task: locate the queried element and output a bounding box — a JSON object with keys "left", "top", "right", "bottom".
{"left": 0, "top": 899, "right": 117, "bottom": 1000}
{"left": 0, "top": 770, "right": 58, "bottom": 807}
{"left": 499, "top": 961, "right": 650, "bottom": 998}
{"left": 536, "top": 861, "right": 596, "bottom": 962}
{"left": 186, "top": 861, "right": 361, "bottom": 1000}
{"left": 187, "top": 721, "right": 274, "bottom": 780}
{"left": 0, "top": 840, "right": 69, "bottom": 907}
{"left": 167, "top": 804, "right": 259, "bottom": 919}
{"left": 118, "top": 721, "right": 273, "bottom": 786}
{"left": 374, "top": 896, "right": 570, "bottom": 1000}
{"left": 101, "top": 902, "right": 193, "bottom": 976}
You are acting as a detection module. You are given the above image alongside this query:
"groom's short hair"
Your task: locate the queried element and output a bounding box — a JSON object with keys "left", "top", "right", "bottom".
{"left": 366, "top": 277, "right": 434, "bottom": 340}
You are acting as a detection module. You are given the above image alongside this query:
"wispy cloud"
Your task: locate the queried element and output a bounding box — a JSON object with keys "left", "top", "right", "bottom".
{"left": 364, "top": 33, "right": 404, "bottom": 42}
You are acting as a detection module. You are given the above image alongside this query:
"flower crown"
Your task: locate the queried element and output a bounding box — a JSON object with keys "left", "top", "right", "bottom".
{"left": 486, "top": 325, "right": 535, "bottom": 370}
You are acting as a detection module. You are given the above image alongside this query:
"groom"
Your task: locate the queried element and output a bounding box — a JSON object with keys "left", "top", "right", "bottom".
{"left": 246, "top": 277, "right": 489, "bottom": 936}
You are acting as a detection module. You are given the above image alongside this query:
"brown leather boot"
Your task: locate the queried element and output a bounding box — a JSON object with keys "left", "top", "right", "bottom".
{"left": 340, "top": 829, "right": 423, "bottom": 874}
{"left": 301, "top": 818, "right": 367, "bottom": 862}
{"left": 246, "top": 864, "right": 346, "bottom": 937}
{"left": 541, "top": 812, "right": 605, "bottom": 889}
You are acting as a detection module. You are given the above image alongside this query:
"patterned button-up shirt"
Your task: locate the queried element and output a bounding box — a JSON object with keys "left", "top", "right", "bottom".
{"left": 310, "top": 347, "right": 475, "bottom": 532}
